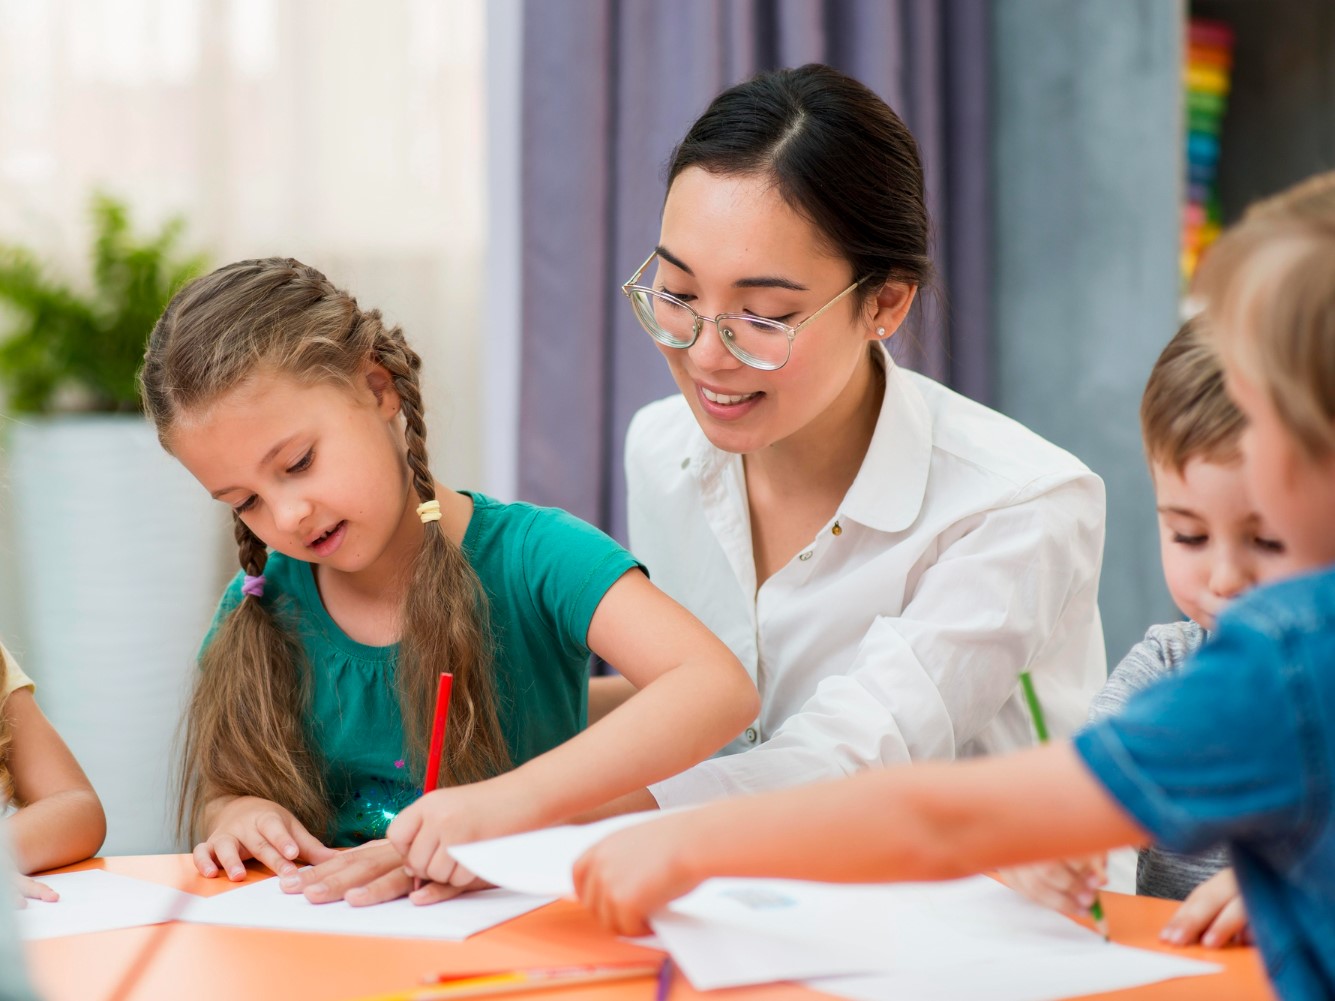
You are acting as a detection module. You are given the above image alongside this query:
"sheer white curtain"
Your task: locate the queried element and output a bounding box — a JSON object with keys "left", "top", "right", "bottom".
{"left": 0, "top": 0, "right": 489, "bottom": 626}
{"left": 0, "top": 0, "right": 488, "bottom": 475}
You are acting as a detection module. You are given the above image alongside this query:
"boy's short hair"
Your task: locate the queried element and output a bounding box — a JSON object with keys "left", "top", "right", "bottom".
{"left": 1195, "top": 170, "right": 1335, "bottom": 460}
{"left": 1140, "top": 316, "right": 1245, "bottom": 474}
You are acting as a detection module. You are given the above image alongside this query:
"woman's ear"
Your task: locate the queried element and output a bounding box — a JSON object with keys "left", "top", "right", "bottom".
{"left": 362, "top": 362, "right": 401, "bottom": 418}
{"left": 866, "top": 282, "right": 918, "bottom": 343}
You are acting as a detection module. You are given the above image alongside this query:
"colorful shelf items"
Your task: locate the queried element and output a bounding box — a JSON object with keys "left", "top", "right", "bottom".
{"left": 1182, "top": 17, "right": 1234, "bottom": 289}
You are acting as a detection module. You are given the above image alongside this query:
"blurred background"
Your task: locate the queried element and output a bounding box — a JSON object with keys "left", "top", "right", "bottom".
{"left": 0, "top": 0, "right": 1330, "bottom": 853}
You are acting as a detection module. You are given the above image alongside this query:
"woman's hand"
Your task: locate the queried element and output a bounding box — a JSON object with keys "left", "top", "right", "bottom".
{"left": 573, "top": 813, "right": 704, "bottom": 937}
{"left": 1161, "top": 868, "right": 1248, "bottom": 948}
{"left": 193, "top": 796, "right": 336, "bottom": 879}
{"left": 14, "top": 874, "right": 59, "bottom": 908}
{"left": 997, "top": 855, "right": 1107, "bottom": 915}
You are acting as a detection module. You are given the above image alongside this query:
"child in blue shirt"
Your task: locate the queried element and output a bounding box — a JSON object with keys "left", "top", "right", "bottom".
{"left": 573, "top": 171, "right": 1335, "bottom": 1001}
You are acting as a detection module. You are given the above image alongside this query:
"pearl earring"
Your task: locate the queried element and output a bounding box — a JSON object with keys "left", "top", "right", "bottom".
{"left": 876, "top": 326, "right": 886, "bottom": 337}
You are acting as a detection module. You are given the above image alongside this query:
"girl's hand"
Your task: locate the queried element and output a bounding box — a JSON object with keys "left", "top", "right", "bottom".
{"left": 573, "top": 814, "right": 703, "bottom": 937}
{"left": 387, "top": 780, "right": 537, "bottom": 891}
{"left": 1161, "top": 868, "right": 1248, "bottom": 948}
{"left": 194, "top": 796, "right": 336, "bottom": 879}
{"left": 14, "top": 874, "right": 59, "bottom": 908}
{"left": 997, "top": 855, "right": 1107, "bottom": 915}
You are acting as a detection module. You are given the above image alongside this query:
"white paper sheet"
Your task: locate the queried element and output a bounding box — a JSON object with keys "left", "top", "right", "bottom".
{"left": 179, "top": 877, "right": 552, "bottom": 940}
{"left": 450, "top": 811, "right": 660, "bottom": 897}
{"left": 17, "top": 870, "right": 197, "bottom": 941}
{"left": 452, "top": 819, "right": 1224, "bottom": 1000}
{"left": 654, "top": 876, "right": 1221, "bottom": 996}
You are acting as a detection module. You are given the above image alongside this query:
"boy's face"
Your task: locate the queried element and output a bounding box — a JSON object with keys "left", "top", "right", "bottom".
{"left": 1225, "top": 366, "right": 1335, "bottom": 573}
{"left": 1152, "top": 456, "right": 1288, "bottom": 629}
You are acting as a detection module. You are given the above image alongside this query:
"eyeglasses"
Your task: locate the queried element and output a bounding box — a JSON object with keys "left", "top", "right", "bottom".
{"left": 621, "top": 251, "right": 864, "bottom": 371}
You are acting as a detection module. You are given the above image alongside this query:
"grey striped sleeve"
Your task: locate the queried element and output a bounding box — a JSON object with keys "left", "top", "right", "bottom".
{"left": 1088, "top": 620, "right": 1229, "bottom": 900}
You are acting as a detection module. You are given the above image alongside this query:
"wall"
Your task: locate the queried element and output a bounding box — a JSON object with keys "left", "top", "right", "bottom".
{"left": 992, "top": 0, "right": 1183, "bottom": 663}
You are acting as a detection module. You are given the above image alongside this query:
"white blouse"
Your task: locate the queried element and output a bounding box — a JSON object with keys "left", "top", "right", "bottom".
{"left": 628, "top": 353, "right": 1108, "bottom": 808}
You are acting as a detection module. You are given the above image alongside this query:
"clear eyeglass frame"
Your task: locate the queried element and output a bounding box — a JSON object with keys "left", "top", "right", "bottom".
{"left": 620, "top": 250, "right": 865, "bottom": 371}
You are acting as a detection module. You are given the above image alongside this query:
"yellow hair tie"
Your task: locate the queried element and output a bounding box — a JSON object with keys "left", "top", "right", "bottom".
{"left": 416, "top": 499, "right": 442, "bottom": 524}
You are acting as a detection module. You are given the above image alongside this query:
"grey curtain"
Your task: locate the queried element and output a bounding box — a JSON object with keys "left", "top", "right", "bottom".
{"left": 518, "top": 0, "right": 992, "bottom": 544}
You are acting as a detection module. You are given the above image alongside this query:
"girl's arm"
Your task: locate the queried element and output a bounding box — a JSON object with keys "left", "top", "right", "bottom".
{"left": 386, "top": 569, "right": 758, "bottom": 888}
{"left": 5, "top": 689, "right": 106, "bottom": 873}
{"left": 574, "top": 742, "right": 1147, "bottom": 935}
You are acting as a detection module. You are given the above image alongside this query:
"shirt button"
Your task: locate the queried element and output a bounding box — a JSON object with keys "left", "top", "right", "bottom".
{"left": 798, "top": 551, "right": 813, "bottom": 561}
{"left": 680, "top": 457, "right": 691, "bottom": 469}
{"left": 745, "top": 727, "right": 758, "bottom": 743}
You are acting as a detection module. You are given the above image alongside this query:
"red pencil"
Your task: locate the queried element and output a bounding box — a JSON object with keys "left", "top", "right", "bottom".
{"left": 415, "top": 672, "right": 453, "bottom": 892}
{"left": 424, "top": 672, "right": 454, "bottom": 794}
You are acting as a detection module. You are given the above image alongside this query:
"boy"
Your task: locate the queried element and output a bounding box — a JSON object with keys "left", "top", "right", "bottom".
{"left": 1002, "top": 318, "right": 1287, "bottom": 948}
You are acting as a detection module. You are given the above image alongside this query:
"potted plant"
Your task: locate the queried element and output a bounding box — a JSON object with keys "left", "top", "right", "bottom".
{"left": 0, "top": 195, "right": 224, "bottom": 854}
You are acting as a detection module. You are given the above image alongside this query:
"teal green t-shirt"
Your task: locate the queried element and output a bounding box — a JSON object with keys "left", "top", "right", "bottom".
{"left": 203, "top": 492, "right": 642, "bottom": 845}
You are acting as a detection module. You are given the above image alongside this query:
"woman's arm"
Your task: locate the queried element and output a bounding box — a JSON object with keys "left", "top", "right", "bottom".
{"left": 5, "top": 689, "right": 106, "bottom": 873}
{"left": 575, "top": 742, "right": 1147, "bottom": 935}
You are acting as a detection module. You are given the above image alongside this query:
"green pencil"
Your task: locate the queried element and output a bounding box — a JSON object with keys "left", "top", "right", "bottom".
{"left": 1019, "top": 671, "right": 1109, "bottom": 940}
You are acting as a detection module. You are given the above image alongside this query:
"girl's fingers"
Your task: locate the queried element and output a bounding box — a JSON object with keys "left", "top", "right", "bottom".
{"left": 254, "top": 815, "right": 301, "bottom": 871}
{"left": 346, "top": 867, "right": 414, "bottom": 908}
{"left": 210, "top": 836, "right": 248, "bottom": 881}
{"left": 405, "top": 831, "right": 440, "bottom": 882}
{"left": 247, "top": 839, "right": 291, "bottom": 877}
{"left": 424, "top": 844, "right": 457, "bottom": 886}
{"left": 292, "top": 826, "right": 337, "bottom": 865}
{"left": 408, "top": 880, "right": 464, "bottom": 906}
{"left": 192, "top": 842, "right": 221, "bottom": 878}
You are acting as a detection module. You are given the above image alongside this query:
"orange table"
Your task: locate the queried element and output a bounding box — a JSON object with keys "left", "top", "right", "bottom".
{"left": 25, "top": 856, "right": 1274, "bottom": 1001}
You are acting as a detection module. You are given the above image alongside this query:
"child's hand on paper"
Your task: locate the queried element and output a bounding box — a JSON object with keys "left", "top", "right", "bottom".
{"left": 573, "top": 813, "right": 703, "bottom": 936}
{"left": 279, "top": 839, "right": 476, "bottom": 907}
{"left": 997, "top": 855, "right": 1107, "bottom": 915}
{"left": 194, "top": 795, "right": 337, "bottom": 880}
{"left": 1160, "top": 867, "right": 1248, "bottom": 948}
{"left": 386, "top": 779, "right": 533, "bottom": 902}
{"left": 13, "top": 874, "right": 59, "bottom": 908}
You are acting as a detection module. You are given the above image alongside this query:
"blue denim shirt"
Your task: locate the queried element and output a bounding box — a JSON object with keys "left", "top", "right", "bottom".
{"left": 1075, "top": 566, "right": 1335, "bottom": 1001}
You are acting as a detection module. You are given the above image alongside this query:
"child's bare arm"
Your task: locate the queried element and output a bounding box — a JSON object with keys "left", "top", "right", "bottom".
{"left": 5, "top": 689, "right": 106, "bottom": 873}
{"left": 576, "top": 743, "right": 1147, "bottom": 935}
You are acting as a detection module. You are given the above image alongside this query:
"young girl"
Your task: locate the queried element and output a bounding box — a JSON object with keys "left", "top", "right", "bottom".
{"left": 574, "top": 171, "right": 1335, "bottom": 999}
{"left": 593, "top": 63, "right": 1106, "bottom": 813}
{"left": 2, "top": 640, "right": 106, "bottom": 904}
{"left": 140, "top": 258, "right": 757, "bottom": 905}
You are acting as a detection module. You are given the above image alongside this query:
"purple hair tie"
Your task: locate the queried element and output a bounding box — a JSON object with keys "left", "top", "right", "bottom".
{"left": 241, "top": 574, "right": 266, "bottom": 598}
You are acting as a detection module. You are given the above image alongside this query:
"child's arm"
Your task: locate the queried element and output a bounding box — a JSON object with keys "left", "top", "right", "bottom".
{"left": 5, "top": 689, "right": 106, "bottom": 874}
{"left": 193, "top": 794, "right": 338, "bottom": 880}
{"left": 574, "top": 742, "right": 1146, "bottom": 935}
{"left": 384, "top": 569, "right": 757, "bottom": 894}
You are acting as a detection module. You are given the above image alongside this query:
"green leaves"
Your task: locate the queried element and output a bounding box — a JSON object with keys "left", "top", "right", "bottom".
{"left": 0, "top": 194, "right": 206, "bottom": 412}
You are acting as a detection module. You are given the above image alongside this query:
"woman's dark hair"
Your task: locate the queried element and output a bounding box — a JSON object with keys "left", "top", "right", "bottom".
{"left": 667, "top": 63, "right": 933, "bottom": 299}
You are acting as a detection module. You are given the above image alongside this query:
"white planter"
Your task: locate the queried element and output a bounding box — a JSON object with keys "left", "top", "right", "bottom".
{"left": 5, "top": 416, "right": 227, "bottom": 855}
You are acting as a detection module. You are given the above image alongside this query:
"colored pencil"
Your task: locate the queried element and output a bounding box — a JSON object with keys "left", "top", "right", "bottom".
{"left": 1019, "top": 670, "right": 1109, "bottom": 940}
{"left": 415, "top": 672, "right": 453, "bottom": 892}
{"left": 354, "top": 960, "right": 662, "bottom": 1000}
{"left": 655, "top": 957, "right": 674, "bottom": 1001}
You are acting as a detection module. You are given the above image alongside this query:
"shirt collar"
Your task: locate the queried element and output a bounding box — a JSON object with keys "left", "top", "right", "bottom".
{"left": 686, "top": 345, "right": 933, "bottom": 534}
{"left": 839, "top": 346, "right": 933, "bottom": 533}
